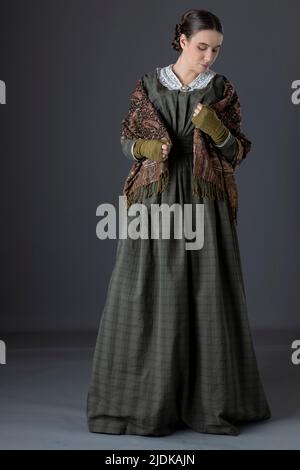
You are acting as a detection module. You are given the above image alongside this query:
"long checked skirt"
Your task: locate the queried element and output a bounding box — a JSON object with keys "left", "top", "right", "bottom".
{"left": 86, "top": 142, "right": 271, "bottom": 436}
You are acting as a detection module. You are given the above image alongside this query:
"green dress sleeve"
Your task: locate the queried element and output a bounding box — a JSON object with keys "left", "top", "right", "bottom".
{"left": 213, "top": 131, "right": 238, "bottom": 162}
{"left": 121, "top": 137, "right": 141, "bottom": 161}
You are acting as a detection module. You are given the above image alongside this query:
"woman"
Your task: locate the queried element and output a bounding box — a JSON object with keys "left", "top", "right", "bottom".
{"left": 87, "top": 9, "right": 271, "bottom": 437}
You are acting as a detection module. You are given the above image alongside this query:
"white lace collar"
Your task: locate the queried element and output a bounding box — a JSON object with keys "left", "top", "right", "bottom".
{"left": 156, "top": 63, "right": 216, "bottom": 92}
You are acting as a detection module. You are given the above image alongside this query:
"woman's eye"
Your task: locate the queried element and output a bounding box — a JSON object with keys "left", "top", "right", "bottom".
{"left": 198, "top": 47, "right": 219, "bottom": 53}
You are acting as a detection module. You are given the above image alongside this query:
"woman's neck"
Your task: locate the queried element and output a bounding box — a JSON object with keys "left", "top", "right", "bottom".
{"left": 171, "top": 58, "right": 204, "bottom": 86}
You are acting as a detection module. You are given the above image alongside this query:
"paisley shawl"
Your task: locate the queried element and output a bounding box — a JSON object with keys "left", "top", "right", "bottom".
{"left": 120, "top": 76, "right": 251, "bottom": 225}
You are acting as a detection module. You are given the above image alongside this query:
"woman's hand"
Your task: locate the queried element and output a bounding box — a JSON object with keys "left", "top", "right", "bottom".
{"left": 192, "top": 102, "right": 204, "bottom": 118}
{"left": 133, "top": 138, "right": 172, "bottom": 161}
{"left": 192, "top": 103, "right": 230, "bottom": 146}
{"left": 160, "top": 137, "right": 172, "bottom": 158}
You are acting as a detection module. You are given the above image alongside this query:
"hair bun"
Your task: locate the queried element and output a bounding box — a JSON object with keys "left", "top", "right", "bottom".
{"left": 172, "top": 23, "right": 182, "bottom": 51}
{"left": 176, "top": 23, "right": 182, "bottom": 34}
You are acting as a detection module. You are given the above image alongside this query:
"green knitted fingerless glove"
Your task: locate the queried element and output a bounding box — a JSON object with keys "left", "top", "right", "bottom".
{"left": 191, "top": 105, "right": 230, "bottom": 146}
{"left": 133, "top": 138, "right": 165, "bottom": 162}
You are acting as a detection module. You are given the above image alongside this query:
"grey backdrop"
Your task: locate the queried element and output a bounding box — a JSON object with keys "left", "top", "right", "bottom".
{"left": 1, "top": 0, "right": 299, "bottom": 332}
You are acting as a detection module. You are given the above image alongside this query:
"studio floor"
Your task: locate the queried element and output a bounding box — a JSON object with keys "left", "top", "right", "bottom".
{"left": 0, "top": 330, "right": 299, "bottom": 450}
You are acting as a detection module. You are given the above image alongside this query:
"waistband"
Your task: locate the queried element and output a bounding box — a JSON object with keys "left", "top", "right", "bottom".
{"left": 170, "top": 134, "right": 193, "bottom": 157}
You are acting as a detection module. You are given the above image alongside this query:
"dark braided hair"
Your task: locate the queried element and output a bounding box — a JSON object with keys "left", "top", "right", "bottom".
{"left": 171, "top": 9, "right": 223, "bottom": 52}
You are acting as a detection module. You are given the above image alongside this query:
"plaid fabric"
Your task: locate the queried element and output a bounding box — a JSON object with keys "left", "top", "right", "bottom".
{"left": 86, "top": 74, "right": 271, "bottom": 436}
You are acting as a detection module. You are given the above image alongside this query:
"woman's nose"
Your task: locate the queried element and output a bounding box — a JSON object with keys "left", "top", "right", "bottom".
{"left": 205, "top": 53, "right": 213, "bottom": 62}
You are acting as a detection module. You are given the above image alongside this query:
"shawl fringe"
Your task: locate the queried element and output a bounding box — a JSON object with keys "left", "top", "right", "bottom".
{"left": 192, "top": 176, "right": 237, "bottom": 224}
{"left": 192, "top": 176, "right": 227, "bottom": 201}
{"left": 124, "top": 170, "right": 237, "bottom": 225}
{"left": 125, "top": 167, "right": 170, "bottom": 208}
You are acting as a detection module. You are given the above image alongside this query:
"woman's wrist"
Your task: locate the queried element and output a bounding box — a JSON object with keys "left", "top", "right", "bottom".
{"left": 192, "top": 105, "right": 230, "bottom": 145}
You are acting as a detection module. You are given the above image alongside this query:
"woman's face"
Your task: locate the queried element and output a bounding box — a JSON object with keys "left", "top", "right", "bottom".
{"left": 179, "top": 29, "right": 223, "bottom": 73}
